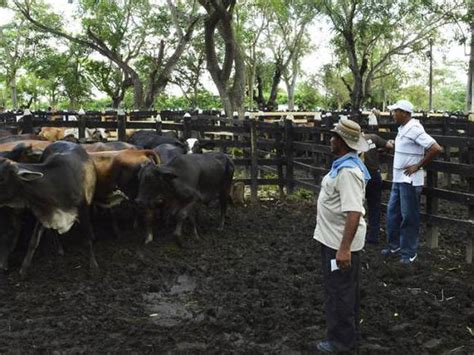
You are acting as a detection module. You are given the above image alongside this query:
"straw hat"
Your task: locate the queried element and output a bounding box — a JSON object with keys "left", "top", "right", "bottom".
{"left": 331, "top": 119, "right": 369, "bottom": 152}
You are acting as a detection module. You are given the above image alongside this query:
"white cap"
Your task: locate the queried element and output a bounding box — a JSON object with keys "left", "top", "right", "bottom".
{"left": 184, "top": 112, "right": 191, "bottom": 118}
{"left": 388, "top": 99, "right": 414, "bottom": 114}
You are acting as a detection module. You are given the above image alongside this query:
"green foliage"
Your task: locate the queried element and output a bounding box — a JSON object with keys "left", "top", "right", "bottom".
{"left": 286, "top": 188, "right": 315, "bottom": 202}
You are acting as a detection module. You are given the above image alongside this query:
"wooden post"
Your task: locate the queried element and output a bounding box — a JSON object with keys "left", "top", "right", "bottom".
{"left": 250, "top": 118, "right": 258, "bottom": 204}
{"left": 117, "top": 112, "right": 127, "bottom": 142}
{"left": 426, "top": 170, "right": 439, "bottom": 249}
{"left": 467, "top": 128, "right": 474, "bottom": 263}
{"left": 284, "top": 119, "right": 295, "bottom": 194}
{"left": 78, "top": 114, "right": 86, "bottom": 140}
{"left": 22, "top": 111, "right": 33, "bottom": 134}
{"left": 183, "top": 115, "right": 192, "bottom": 140}
{"left": 155, "top": 114, "right": 162, "bottom": 134}
{"left": 274, "top": 121, "right": 285, "bottom": 199}
{"left": 442, "top": 115, "right": 451, "bottom": 188}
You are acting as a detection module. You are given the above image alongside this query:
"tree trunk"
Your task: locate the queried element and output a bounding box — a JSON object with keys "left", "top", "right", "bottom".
{"left": 267, "top": 59, "right": 282, "bottom": 111}
{"left": 200, "top": 0, "right": 245, "bottom": 118}
{"left": 467, "top": 18, "right": 474, "bottom": 113}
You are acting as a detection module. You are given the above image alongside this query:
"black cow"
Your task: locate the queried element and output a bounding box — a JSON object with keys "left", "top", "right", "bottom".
{"left": 153, "top": 143, "right": 186, "bottom": 164}
{"left": 0, "top": 141, "right": 98, "bottom": 279}
{"left": 0, "top": 207, "right": 21, "bottom": 273}
{"left": 135, "top": 152, "right": 234, "bottom": 244}
{"left": 128, "top": 130, "right": 183, "bottom": 149}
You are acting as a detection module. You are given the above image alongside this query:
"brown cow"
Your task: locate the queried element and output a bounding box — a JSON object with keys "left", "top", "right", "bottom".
{"left": 38, "top": 127, "right": 67, "bottom": 141}
{"left": 82, "top": 141, "right": 137, "bottom": 153}
{"left": 88, "top": 149, "right": 160, "bottom": 244}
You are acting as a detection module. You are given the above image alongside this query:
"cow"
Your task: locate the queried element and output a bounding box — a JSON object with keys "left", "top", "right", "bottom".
{"left": 153, "top": 143, "right": 186, "bottom": 164}
{"left": 0, "top": 141, "right": 98, "bottom": 279}
{"left": 128, "top": 130, "right": 183, "bottom": 149}
{"left": 88, "top": 149, "right": 160, "bottom": 243}
{"left": 153, "top": 139, "right": 215, "bottom": 164}
{"left": 83, "top": 141, "right": 137, "bottom": 153}
{"left": 184, "top": 138, "right": 216, "bottom": 154}
{"left": 0, "top": 134, "right": 47, "bottom": 144}
{"left": 135, "top": 152, "right": 234, "bottom": 245}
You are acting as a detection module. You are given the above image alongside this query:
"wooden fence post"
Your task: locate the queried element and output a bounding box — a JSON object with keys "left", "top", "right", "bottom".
{"left": 78, "top": 114, "right": 86, "bottom": 140}
{"left": 155, "top": 114, "right": 162, "bottom": 134}
{"left": 426, "top": 170, "right": 439, "bottom": 248}
{"left": 274, "top": 121, "right": 285, "bottom": 199}
{"left": 467, "top": 123, "right": 474, "bottom": 263}
{"left": 183, "top": 114, "right": 192, "bottom": 139}
{"left": 117, "top": 112, "right": 127, "bottom": 142}
{"left": 22, "top": 110, "right": 33, "bottom": 134}
{"left": 250, "top": 118, "right": 258, "bottom": 204}
{"left": 284, "top": 118, "right": 294, "bottom": 194}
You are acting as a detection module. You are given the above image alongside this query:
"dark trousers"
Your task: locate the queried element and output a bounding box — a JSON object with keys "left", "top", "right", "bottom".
{"left": 365, "top": 169, "right": 382, "bottom": 242}
{"left": 321, "top": 243, "right": 360, "bottom": 350}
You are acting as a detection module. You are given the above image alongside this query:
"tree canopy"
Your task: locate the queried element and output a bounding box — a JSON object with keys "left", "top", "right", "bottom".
{"left": 0, "top": 0, "right": 470, "bottom": 113}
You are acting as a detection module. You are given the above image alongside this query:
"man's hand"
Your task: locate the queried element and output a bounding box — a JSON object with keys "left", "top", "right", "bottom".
{"left": 336, "top": 247, "right": 351, "bottom": 271}
{"left": 404, "top": 164, "right": 420, "bottom": 176}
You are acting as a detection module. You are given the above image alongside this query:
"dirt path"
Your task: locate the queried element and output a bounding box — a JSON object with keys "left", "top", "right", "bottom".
{"left": 0, "top": 201, "right": 472, "bottom": 353}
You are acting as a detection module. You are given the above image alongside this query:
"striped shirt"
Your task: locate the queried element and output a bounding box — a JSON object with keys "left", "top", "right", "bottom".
{"left": 393, "top": 119, "right": 436, "bottom": 186}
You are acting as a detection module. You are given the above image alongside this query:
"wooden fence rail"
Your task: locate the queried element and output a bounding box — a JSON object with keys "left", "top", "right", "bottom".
{"left": 0, "top": 111, "right": 473, "bottom": 263}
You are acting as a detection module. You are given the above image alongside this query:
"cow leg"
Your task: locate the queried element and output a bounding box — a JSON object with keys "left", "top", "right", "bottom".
{"left": 78, "top": 206, "right": 99, "bottom": 274}
{"left": 143, "top": 208, "right": 155, "bottom": 244}
{"left": 218, "top": 193, "right": 229, "bottom": 231}
{"left": 19, "top": 222, "right": 45, "bottom": 280}
{"left": 173, "top": 200, "right": 198, "bottom": 242}
{"left": 188, "top": 211, "right": 200, "bottom": 240}
{"left": 51, "top": 233, "right": 64, "bottom": 256}
{"left": 110, "top": 208, "right": 124, "bottom": 240}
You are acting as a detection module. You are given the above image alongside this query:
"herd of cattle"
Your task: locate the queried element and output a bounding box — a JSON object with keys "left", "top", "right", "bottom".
{"left": 0, "top": 128, "right": 235, "bottom": 279}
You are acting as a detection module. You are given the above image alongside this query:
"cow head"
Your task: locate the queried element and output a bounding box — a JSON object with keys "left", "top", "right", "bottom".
{"left": 184, "top": 138, "right": 215, "bottom": 154}
{"left": 135, "top": 163, "right": 177, "bottom": 208}
{"left": 0, "top": 159, "right": 43, "bottom": 207}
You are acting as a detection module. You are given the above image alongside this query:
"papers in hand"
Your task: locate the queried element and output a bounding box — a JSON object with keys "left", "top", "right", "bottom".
{"left": 331, "top": 259, "right": 339, "bottom": 272}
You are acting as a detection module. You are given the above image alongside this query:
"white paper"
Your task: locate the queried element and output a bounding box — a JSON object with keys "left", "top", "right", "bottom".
{"left": 331, "top": 259, "right": 339, "bottom": 272}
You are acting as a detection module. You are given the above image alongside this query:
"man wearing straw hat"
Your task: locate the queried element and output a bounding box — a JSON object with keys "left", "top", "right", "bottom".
{"left": 313, "top": 119, "right": 370, "bottom": 353}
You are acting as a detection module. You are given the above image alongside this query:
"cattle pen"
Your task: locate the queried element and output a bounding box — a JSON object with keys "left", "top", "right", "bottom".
{"left": 0, "top": 109, "right": 473, "bottom": 264}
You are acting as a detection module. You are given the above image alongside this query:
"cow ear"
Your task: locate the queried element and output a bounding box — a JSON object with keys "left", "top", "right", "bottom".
{"left": 157, "top": 166, "right": 177, "bottom": 180}
{"left": 16, "top": 168, "right": 44, "bottom": 181}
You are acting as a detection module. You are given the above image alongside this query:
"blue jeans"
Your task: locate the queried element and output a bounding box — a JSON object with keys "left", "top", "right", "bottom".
{"left": 386, "top": 182, "right": 423, "bottom": 258}
{"left": 365, "top": 169, "right": 382, "bottom": 242}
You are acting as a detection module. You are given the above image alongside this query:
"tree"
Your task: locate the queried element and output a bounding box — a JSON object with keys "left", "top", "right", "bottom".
{"left": 321, "top": 0, "right": 461, "bottom": 111}
{"left": 12, "top": 0, "right": 201, "bottom": 109}
{"left": 198, "top": 0, "right": 246, "bottom": 118}
{"left": 84, "top": 60, "right": 132, "bottom": 109}
{"left": 0, "top": 15, "right": 49, "bottom": 109}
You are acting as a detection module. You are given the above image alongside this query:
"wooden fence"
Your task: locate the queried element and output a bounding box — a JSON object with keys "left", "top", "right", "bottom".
{"left": 0, "top": 110, "right": 473, "bottom": 263}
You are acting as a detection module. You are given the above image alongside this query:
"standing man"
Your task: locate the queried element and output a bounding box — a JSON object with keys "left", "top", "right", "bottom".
{"left": 382, "top": 100, "right": 442, "bottom": 264}
{"left": 364, "top": 134, "right": 393, "bottom": 244}
{"left": 314, "top": 119, "right": 370, "bottom": 353}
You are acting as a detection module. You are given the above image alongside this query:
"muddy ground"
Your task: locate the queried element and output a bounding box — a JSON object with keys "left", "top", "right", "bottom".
{"left": 0, "top": 199, "right": 472, "bottom": 354}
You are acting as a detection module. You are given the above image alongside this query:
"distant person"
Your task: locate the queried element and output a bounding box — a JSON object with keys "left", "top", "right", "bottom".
{"left": 313, "top": 119, "right": 370, "bottom": 353}
{"left": 363, "top": 134, "right": 393, "bottom": 244}
{"left": 382, "top": 100, "right": 442, "bottom": 264}
{"left": 367, "top": 108, "right": 379, "bottom": 128}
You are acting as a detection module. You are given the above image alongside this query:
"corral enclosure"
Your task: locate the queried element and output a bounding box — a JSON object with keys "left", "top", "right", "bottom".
{"left": 0, "top": 110, "right": 472, "bottom": 353}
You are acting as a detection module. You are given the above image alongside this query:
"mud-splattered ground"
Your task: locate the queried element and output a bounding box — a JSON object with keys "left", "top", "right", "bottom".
{"left": 0, "top": 200, "right": 472, "bottom": 354}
